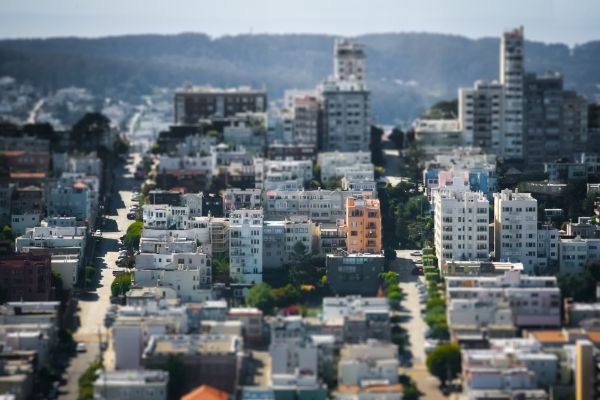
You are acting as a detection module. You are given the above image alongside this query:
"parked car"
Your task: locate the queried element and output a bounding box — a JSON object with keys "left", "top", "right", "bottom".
{"left": 76, "top": 342, "right": 87, "bottom": 353}
{"left": 127, "top": 211, "right": 136, "bottom": 220}
{"left": 410, "top": 250, "right": 423, "bottom": 256}
{"left": 424, "top": 339, "right": 439, "bottom": 354}
{"left": 94, "top": 229, "right": 102, "bottom": 236}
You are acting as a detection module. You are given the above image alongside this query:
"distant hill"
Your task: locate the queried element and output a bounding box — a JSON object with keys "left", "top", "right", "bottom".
{"left": 0, "top": 32, "right": 599, "bottom": 124}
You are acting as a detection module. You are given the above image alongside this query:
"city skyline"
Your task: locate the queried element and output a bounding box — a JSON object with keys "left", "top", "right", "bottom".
{"left": 1, "top": 0, "right": 600, "bottom": 45}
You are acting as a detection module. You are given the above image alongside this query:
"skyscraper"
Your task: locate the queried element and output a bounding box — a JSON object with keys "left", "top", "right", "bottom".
{"left": 321, "top": 38, "right": 371, "bottom": 151}
{"left": 334, "top": 38, "right": 366, "bottom": 83}
{"left": 500, "top": 27, "right": 525, "bottom": 159}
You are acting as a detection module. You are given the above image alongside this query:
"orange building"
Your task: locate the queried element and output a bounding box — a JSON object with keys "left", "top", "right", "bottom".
{"left": 344, "top": 197, "right": 382, "bottom": 254}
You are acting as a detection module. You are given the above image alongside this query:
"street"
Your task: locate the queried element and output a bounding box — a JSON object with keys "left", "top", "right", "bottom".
{"left": 393, "top": 250, "right": 446, "bottom": 400}
{"left": 58, "top": 154, "right": 137, "bottom": 400}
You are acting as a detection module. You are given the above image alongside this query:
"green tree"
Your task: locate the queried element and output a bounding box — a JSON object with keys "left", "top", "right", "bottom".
{"left": 326, "top": 176, "right": 342, "bottom": 190}
{"left": 71, "top": 112, "right": 112, "bottom": 152}
{"left": 422, "top": 99, "right": 458, "bottom": 119}
{"left": 122, "top": 221, "right": 143, "bottom": 250}
{"left": 245, "top": 283, "right": 275, "bottom": 314}
{"left": 78, "top": 361, "right": 102, "bottom": 400}
{"left": 426, "top": 343, "right": 462, "bottom": 387}
{"left": 398, "top": 375, "right": 422, "bottom": 400}
{"left": 212, "top": 252, "right": 230, "bottom": 283}
{"left": 110, "top": 273, "right": 132, "bottom": 297}
{"left": 51, "top": 271, "right": 64, "bottom": 291}
{"left": 163, "top": 354, "right": 185, "bottom": 400}
{"left": 370, "top": 125, "right": 385, "bottom": 167}
{"left": 389, "top": 127, "right": 404, "bottom": 150}
{"left": 272, "top": 284, "right": 301, "bottom": 308}
{"left": 0, "top": 225, "right": 13, "bottom": 240}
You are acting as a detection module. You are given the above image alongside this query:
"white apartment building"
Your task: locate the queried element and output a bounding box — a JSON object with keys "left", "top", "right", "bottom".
{"left": 261, "top": 159, "right": 313, "bottom": 190}
{"left": 265, "top": 189, "right": 371, "bottom": 223}
{"left": 459, "top": 80, "right": 505, "bottom": 152}
{"left": 180, "top": 193, "right": 203, "bottom": 217}
{"left": 175, "top": 134, "right": 217, "bottom": 157}
{"left": 434, "top": 189, "right": 489, "bottom": 268}
{"left": 142, "top": 204, "right": 190, "bottom": 230}
{"left": 52, "top": 152, "right": 102, "bottom": 177}
{"left": 263, "top": 219, "right": 318, "bottom": 269}
{"left": 446, "top": 270, "right": 561, "bottom": 331}
{"left": 462, "top": 339, "right": 558, "bottom": 393}
{"left": 47, "top": 173, "right": 99, "bottom": 224}
{"left": 334, "top": 38, "right": 366, "bottom": 83}
{"left": 223, "top": 188, "right": 262, "bottom": 216}
{"left": 320, "top": 79, "right": 371, "bottom": 152}
{"left": 139, "top": 232, "right": 197, "bottom": 255}
{"left": 11, "top": 211, "right": 42, "bottom": 236}
{"left": 500, "top": 27, "right": 525, "bottom": 160}
{"left": 112, "top": 301, "right": 188, "bottom": 369}
{"left": 413, "top": 118, "right": 465, "bottom": 149}
{"left": 318, "top": 151, "right": 372, "bottom": 184}
{"left": 269, "top": 316, "right": 318, "bottom": 378}
{"left": 94, "top": 370, "right": 168, "bottom": 400}
{"left": 50, "top": 255, "right": 78, "bottom": 289}
{"left": 267, "top": 107, "right": 294, "bottom": 144}
{"left": 338, "top": 340, "right": 399, "bottom": 386}
{"left": 229, "top": 209, "right": 263, "bottom": 285}
{"left": 536, "top": 225, "right": 559, "bottom": 269}
{"left": 493, "top": 189, "right": 538, "bottom": 272}
{"left": 133, "top": 252, "right": 212, "bottom": 302}
{"left": 158, "top": 155, "right": 212, "bottom": 174}
{"left": 559, "top": 237, "right": 600, "bottom": 274}
{"left": 15, "top": 225, "right": 87, "bottom": 258}
{"left": 322, "top": 296, "right": 389, "bottom": 323}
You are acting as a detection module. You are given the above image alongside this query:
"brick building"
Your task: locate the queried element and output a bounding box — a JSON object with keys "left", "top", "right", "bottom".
{"left": 0, "top": 253, "right": 52, "bottom": 301}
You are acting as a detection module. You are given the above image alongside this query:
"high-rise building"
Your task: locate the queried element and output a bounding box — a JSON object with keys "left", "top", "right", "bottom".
{"left": 500, "top": 27, "right": 525, "bottom": 159}
{"left": 293, "top": 95, "right": 320, "bottom": 147}
{"left": 523, "top": 72, "right": 589, "bottom": 167}
{"left": 434, "top": 189, "right": 489, "bottom": 268}
{"left": 459, "top": 80, "right": 505, "bottom": 151}
{"left": 523, "top": 72, "right": 564, "bottom": 166}
{"left": 344, "top": 197, "right": 381, "bottom": 254}
{"left": 321, "top": 39, "right": 371, "bottom": 152}
{"left": 229, "top": 209, "right": 263, "bottom": 285}
{"left": 174, "top": 86, "right": 267, "bottom": 124}
{"left": 493, "top": 189, "right": 538, "bottom": 272}
{"left": 334, "top": 38, "right": 366, "bottom": 82}
{"left": 320, "top": 79, "right": 371, "bottom": 151}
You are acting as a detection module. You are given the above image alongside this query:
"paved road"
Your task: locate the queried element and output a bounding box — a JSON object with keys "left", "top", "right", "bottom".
{"left": 393, "top": 250, "right": 447, "bottom": 400}
{"left": 58, "top": 154, "right": 138, "bottom": 400}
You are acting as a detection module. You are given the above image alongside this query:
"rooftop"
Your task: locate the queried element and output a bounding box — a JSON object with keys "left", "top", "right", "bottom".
{"left": 144, "top": 334, "right": 240, "bottom": 357}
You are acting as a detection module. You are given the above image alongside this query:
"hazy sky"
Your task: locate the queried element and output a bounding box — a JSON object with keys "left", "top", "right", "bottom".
{"left": 1, "top": 0, "right": 599, "bottom": 45}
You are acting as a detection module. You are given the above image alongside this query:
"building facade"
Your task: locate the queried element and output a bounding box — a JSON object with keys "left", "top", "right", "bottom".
{"left": 229, "top": 209, "right": 263, "bottom": 285}
{"left": 434, "top": 189, "right": 489, "bottom": 268}
{"left": 174, "top": 86, "right": 267, "bottom": 124}
{"left": 344, "top": 197, "right": 381, "bottom": 254}
{"left": 493, "top": 189, "right": 538, "bottom": 272}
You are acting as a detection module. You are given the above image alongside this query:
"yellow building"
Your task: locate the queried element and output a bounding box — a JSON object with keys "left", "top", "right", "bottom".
{"left": 344, "top": 197, "right": 382, "bottom": 254}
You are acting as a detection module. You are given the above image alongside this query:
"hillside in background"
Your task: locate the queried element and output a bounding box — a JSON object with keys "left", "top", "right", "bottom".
{"left": 0, "top": 32, "right": 599, "bottom": 124}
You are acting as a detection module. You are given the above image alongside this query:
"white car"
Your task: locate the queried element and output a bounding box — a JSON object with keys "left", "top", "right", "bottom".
{"left": 94, "top": 230, "right": 102, "bottom": 236}
{"left": 76, "top": 342, "right": 87, "bottom": 353}
{"left": 424, "top": 339, "right": 439, "bottom": 354}
{"left": 410, "top": 250, "right": 422, "bottom": 256}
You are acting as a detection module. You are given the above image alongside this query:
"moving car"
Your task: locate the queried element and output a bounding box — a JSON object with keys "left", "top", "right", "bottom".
{"left": 76, "top": 342, "right": 87, "bottom": 353}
